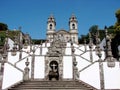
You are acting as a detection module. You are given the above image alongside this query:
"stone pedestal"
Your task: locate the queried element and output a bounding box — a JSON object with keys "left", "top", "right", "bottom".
{"left": 23, "top": 67, "right": 30, "bottom": 81}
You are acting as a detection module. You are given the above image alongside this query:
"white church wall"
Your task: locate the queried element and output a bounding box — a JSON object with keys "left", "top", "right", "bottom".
{"left": 2, "top": 42, "right": 120, "bottom": 89}
{"left": 34, "top": 45, "right": 40, "bottom": 55}
{"left": 8, "top": 38, "right": 14, "bottom": 50}
{"left": 46, "top": 43, "right": 50, "bottom": 47}
{"left": 66, "top": 43, "right": 71, "bottom": 47}
{"left": 2, "top": 63, "right": 23, "bottom": 89}
{"left": 34, "top": 56, "right": 45, "bottom": 79}
{"left": 8, "top": 52, "right": 20, "bottom": 65}
{"left": 63, "top": 56, "right": 73, "bottom": 79}
{"left": 73, "top": 44, "right": 100, "bottom": 89}
{"left": 73, "top": 43, "right": 120, "bottom": 89}
{"left": 16, "top": 57, "right": 31, "bottom": 78}
{"left": 42, "top": 47, "right": 48, "bottom": 55}
{"left": 22, "top": 46, "right": 31, "bottom": 53}
{"left": 80, "top": 62, "right": 100, "bottom": 89}
{"left": 79, "top": 62, "right": 120, "bottom": 89}
{"left": 103, "top": 62, "right": 120, "bottom": 89}
{"left": 76, "top": 56, "right": 91, "bottom": 71}
{"left": 77, "top": 45, "right": 86, "bottom": 52}
{"left": 63, "top": 43, "right": 73, "bottom": 79}
{"left": 2, "top": 48, "right": 32, "bottom": 89}
{"left": 65, "top": 43, "right": 71, "bottom": 55}
{"left": 74, "top": 49, "right": 83, "bottom": 55}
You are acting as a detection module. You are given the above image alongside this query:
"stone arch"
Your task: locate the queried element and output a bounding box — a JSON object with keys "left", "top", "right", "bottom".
{"left": 72, "top": 23, "right": 75, "bottom": 29}
{"left": 49, "top": 24, "right": 52, "bottom": 29}
{"left": 49, "top": 60, "right": 59, "bottom": 80}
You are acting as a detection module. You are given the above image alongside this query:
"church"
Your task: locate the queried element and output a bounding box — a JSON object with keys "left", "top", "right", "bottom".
{"left": 46, "top": 14, "right": 78, "bottom": 43}
{"left": 0, "top": 15, "right": 120, "bottom": 90}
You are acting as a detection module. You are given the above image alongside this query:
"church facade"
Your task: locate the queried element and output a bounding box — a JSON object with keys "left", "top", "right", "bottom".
{"left": 0, "top": 15, "right": 120, "bottom": 90}
{"left": 46, "top": 15, "right": 78, "bottom": 44}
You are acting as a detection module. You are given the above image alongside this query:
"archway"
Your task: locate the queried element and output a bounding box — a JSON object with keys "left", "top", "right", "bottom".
{"left": 48, "top": 61, "right": 59, "bottom": 80}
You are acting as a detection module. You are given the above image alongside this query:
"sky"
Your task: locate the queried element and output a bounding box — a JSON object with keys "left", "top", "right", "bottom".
{"left": 0, "top": 0, "right": 120, "bottom": 39}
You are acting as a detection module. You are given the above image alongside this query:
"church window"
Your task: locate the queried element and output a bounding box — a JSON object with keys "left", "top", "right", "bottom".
{"left": 72, "top": 24, "right": 75, "bottom": 29}
{"left": 50, "top": 24, "right": 52, "bottom": 29}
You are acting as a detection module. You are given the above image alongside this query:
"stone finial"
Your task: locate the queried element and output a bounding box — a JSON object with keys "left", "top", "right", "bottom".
{"left": 104, "top": 27, "right": 116, "bottom": 67}
{"left": 23, "top": 58, "right": 30, "bottom": 81}
{"left": 71, "top": 46, "right": 75, "bottom": 54}
{"left": 73, "top": 56, "right": 77, "bottom": 66}
{"left": 89, "top": 32, "right": 93, "bottom": 49}
{"left": 25, "top": 58, "right": 29, "bottom": 67}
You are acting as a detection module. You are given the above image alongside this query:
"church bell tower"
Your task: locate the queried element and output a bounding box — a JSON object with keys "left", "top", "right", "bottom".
{"left": 46, "top": 15, "right": 56, "bottom": 42}
{"left": 69, "top": 14, "right": 78, "bottom": 43}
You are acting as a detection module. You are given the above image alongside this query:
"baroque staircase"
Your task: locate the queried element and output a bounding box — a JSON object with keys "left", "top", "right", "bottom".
{"left": 7, "top": 80, "right": 97, "bottom": 90}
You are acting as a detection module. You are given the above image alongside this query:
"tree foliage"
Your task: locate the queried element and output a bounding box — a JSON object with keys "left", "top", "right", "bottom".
{"left": 115, "top": 9, "right": 120, "bottom": 23}
{"left": 89, "top": 25, "right": 98, "bottom": 33}
{"left": 0, "top": 31, "right": 6, "bottom": 46}
{"left": 0, "top": 23, "right": 8, "bottom": 31}
{"left": 32, "top": 39, "right": 46, "bottom": 44}
{"left": 110, "top": 9, "right": 120, "bottom": 59}
{"left": 114, "top": 9, "right": 120, "bottom": 31}
{"left": 78, "top": 34, "right": 89, "bottom": 44}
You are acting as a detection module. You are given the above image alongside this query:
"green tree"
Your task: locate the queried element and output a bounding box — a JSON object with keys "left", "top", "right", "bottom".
{"left": 89, "top": 25, "right": 98, "bottom": 44}
{"left": 0, "top": 31, "right": 6, "bottom": 46}
{"left": 89, "top": 25, "right": 98, "bottom": 34}
{"left": 78, "top": 25, "right": 105, "bottom": 44}
{"left": 111, "top": 9, "right": 120, "bottom": 59}
{"left": 114, "top": 9, "right": 120, "bottom": 31}
{"left": 32, "top": 39, "right": 46, "bottom": 44}
{"left": 0, "top": 23, "right": 8, "bottom": 31}
{"left": 78, "top": 35, "right": 89, "bottom": 44}
{"left": 115, "top": 9, "right": 120, "bottom": 23}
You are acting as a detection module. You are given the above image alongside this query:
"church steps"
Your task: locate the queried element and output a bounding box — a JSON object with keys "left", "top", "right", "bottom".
{"left": 7, "top": 80, "right": 97, "bottom": 90}
{"left": 8, "top": 87, "right": 91, "bottom": 90}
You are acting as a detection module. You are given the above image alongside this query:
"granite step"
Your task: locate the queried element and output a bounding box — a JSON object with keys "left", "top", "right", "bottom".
{"left": 7, "top": 80, "right": 97, "bottom": 90}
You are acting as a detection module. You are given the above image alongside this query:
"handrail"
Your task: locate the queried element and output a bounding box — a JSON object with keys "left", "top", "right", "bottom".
{"left": 7, "top": 61, "right": 24, "bottom": 72}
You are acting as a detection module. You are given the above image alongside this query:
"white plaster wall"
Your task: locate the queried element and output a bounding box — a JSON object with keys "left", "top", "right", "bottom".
{"left": 2, "top": 63, "right": 23, "bottom": 89}
{"left": 8, "top": 52, "right": 20, "bottom": 65}
{"left": 8, "top": 38, "right": 14, "bottom": 50}
{"left": 80, "top": 63, "right": 100, "bottom": 89}
{"left": 63, "top": 56, "right": 72, "bottom": 78}
{"left": 104, "top": 62, "right": 120, "bottom": 89}
{"left": 2, "top": 42, "right": 120, "bottom": 89}
{"left": 34, "top": 56, "right": 45, "bottom": 79}
{"left": 74, "top": 43, "right": 120, "bottom": 89}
